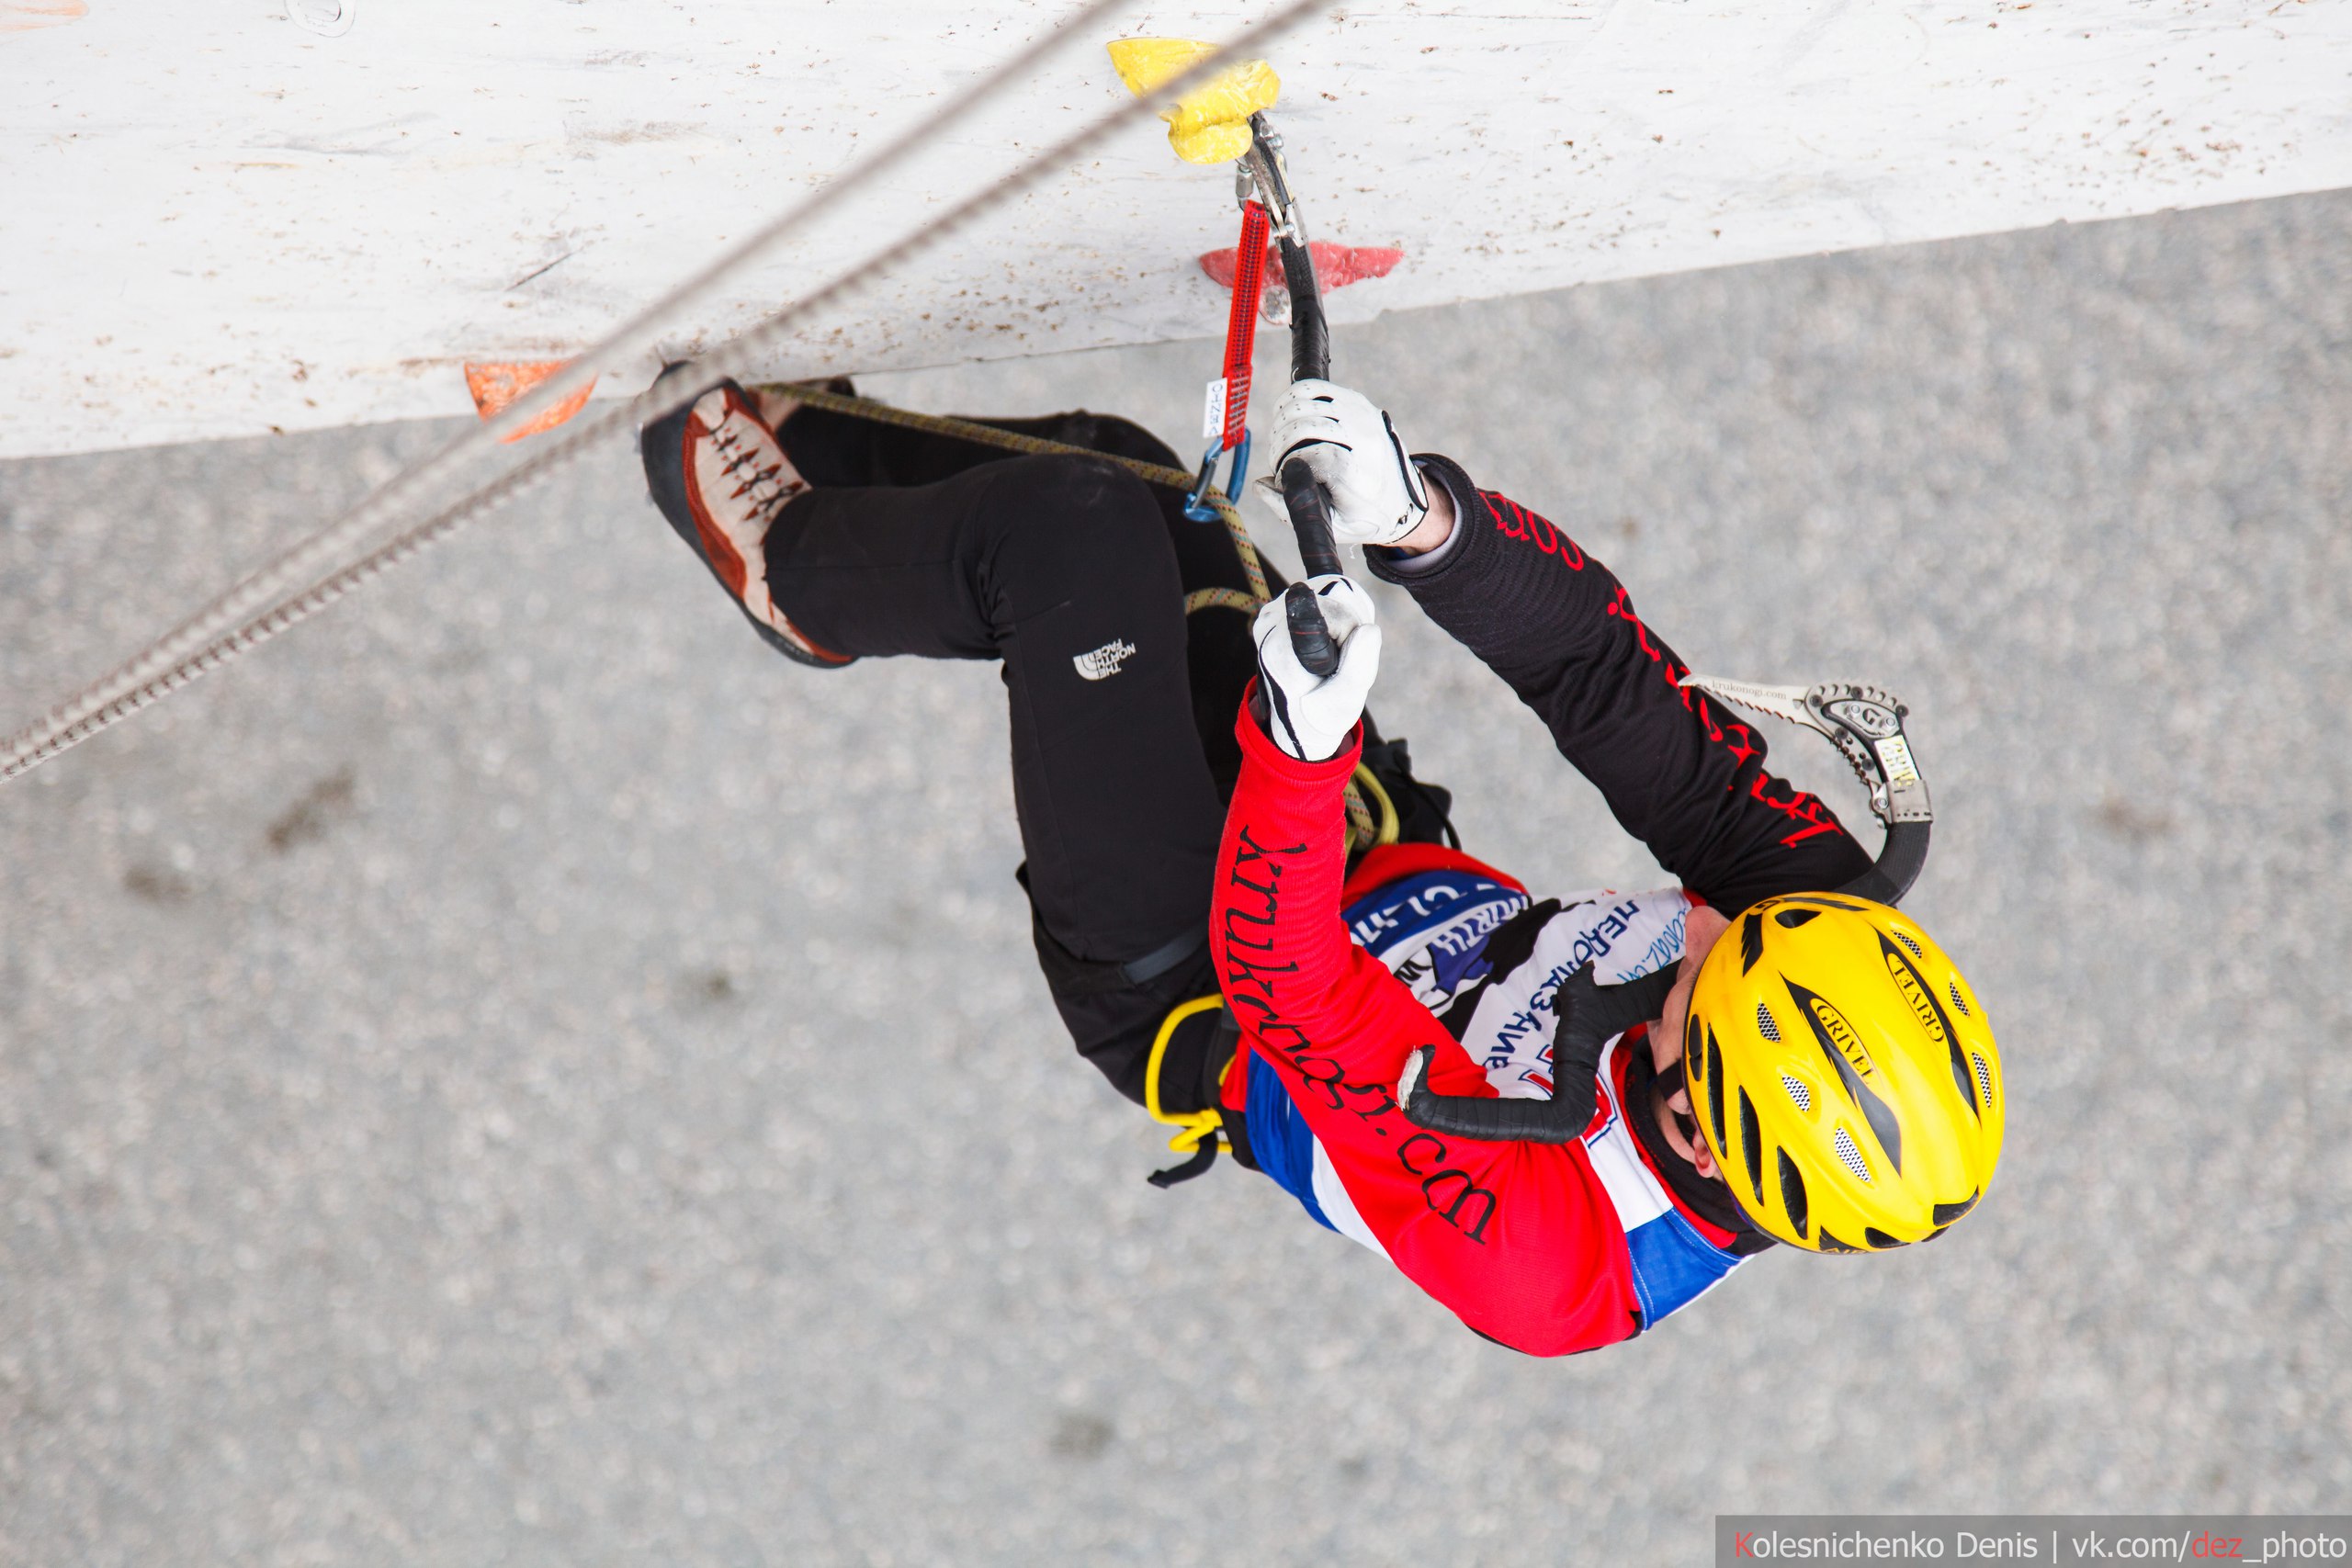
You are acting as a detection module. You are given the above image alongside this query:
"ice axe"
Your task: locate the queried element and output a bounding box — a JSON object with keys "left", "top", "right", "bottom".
{"left": 1237, "top": 111, "right": 1345, "bottom": 676}
{"left": 1109, "top": 40, "right": 1346, "bottom": 676}
{"left": 1393, "top": 678, "right": 1936, "bottom": 1145}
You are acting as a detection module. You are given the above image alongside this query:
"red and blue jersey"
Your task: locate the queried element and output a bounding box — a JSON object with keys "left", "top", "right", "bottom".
{"left": 1211, "top": 466, "right": 1876, "bottom": 1355}
{"left": 1216, "top": 732, "right": 1750, "bottom": 1355}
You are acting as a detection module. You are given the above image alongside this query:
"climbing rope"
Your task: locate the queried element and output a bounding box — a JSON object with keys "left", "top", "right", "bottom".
{"left": 0, "top": 0, "right": 1329, "bottom": 784}
{"left": 763, "top": 380, "right": 1271, "bottom": 603}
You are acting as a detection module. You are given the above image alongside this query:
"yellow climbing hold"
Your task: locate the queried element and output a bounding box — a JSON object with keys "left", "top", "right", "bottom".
{"left": 1107, "top": 38, "right": 1279, "bottom": 165}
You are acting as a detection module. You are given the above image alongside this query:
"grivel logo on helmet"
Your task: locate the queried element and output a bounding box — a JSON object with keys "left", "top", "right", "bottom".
{"left": 1787, "top": 979, "right": 1905, "bottom": 1175}
{"left": 1801, "top": 989, "right": 1873, "bottom": 1080}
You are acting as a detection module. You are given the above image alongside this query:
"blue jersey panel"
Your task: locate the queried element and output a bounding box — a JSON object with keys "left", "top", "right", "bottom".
{"left": 1244, "top": 1061, "right": 1333, "bottom": 1232}
{"left": 1622, "top": 1208, "right": 1743, "bottom": 1327}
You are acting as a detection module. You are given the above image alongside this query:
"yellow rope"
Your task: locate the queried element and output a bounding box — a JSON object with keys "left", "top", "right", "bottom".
{"left": 1182, "top": 586, "right": 1263, "bottom": 617}
{"left": 1343, "top": 775, "right": 1375, "bottom": 848}
{"left": 1352, "top": 763, "right": 1402, "bottom": 847}
{"left": 760, "top": 380, "right": 1386, "bottom": 854}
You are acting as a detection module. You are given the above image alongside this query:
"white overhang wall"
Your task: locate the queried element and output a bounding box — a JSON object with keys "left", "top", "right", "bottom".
{"left": 3, "top": 0, "right": 2347, "bottom": 458}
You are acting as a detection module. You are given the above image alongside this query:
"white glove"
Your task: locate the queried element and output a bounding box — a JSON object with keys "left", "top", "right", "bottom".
{"left": 1252, "top": 575, "right": 1381, "bottom": 763}
{"left": 1258, "top": 379, "right": 1430, "bottom": 547}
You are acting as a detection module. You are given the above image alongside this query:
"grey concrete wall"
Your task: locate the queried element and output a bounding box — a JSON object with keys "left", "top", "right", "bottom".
{"left": 2, "top": 190, "right": 2346, "bottom": 1564}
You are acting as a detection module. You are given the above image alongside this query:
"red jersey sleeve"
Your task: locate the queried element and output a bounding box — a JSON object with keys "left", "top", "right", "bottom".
{"left": 1213, "top": 695, "right": 1643, "bottom": 1356}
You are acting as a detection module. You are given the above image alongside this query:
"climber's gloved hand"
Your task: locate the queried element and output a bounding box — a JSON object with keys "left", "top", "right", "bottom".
{"left": 1259, "top": 379, "right": 1429, "bottom": 547}
{"left": 1251, "top": 576, "right": 1381, "bottom": 762}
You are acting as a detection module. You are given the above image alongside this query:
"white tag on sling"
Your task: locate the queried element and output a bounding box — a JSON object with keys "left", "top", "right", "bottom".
{"left": 1202, "top": 378, "right": 1228, "bottom": 442}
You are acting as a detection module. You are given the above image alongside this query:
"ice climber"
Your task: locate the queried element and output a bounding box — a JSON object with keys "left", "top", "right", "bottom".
{"left": 639, "top": 369, "right": 2007, "bottom": 1357}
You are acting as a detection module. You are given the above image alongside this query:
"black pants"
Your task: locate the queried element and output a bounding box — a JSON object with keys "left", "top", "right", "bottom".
{"left": 763, "top": 406, "right": 1266, "bottom": 1110}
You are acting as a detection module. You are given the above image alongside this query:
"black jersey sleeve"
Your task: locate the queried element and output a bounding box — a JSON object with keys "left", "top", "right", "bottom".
{"left": 1363, "top": 456, "right": 1873, "bottom": 913}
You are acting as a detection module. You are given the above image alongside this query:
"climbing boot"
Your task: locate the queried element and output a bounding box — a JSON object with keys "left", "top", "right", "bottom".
{"left": 639, "top": 367, "right": 854, "bottom": 669}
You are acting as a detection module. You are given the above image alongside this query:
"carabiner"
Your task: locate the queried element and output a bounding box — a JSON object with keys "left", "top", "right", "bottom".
{"left": 1182, "top": 429, "right": 1251, "bottom": 522}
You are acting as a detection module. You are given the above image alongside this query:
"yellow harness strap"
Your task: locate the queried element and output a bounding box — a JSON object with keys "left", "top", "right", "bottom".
{"left": 1144, "top": 994, "right": 1231, "bottom": 1156}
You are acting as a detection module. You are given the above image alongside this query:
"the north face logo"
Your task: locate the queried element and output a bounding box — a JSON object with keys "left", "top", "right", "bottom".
{"left": 1073, "top": 638, "right": 1137, "bottom": 681}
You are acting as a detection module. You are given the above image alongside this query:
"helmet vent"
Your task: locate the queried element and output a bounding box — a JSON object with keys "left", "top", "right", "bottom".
{"left": 1738, "top": 1089, "right": 1765, "bottom": 1203}
{"left": 1972, "top": 1052, "right": 1995, "bottom": 1109}
{"left": 1893, "top": 929, "right": 1925, "bottom": 958}
{"left": 1755, "top": 1003, "right": 1781, "bottom": 1043}
{"left": 1948, "top": 982, "right": 1972, "bottom": 1019}
{"left": 1832, "top": 1126, "right": 1872, "bottom": 1184}
{"left": 1705, "top": 1028, "right": 1728, "bottom": 1150}
{"left": 1776, "top": 1150, "right": 1810, "bottom": 1241}
{"left": 1780, "top": 1074, "right": 1811, "bottom": 1112}
{"left": 1864, "top": 1227, "right": 1905, "bottom": 1249}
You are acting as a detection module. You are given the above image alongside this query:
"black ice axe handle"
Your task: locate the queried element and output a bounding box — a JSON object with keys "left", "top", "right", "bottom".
{"left": 1275, "top": 235, "right": 1340, "bottom": 677}
{"left": 1395, "top": 964, "right": 1679, "bottom": 1145}
{"left": 1244, "top": 112, "right": 1343, "bottom": 679}
{"left": 1279, "top": 464, "right": 1341, "bottom": 675}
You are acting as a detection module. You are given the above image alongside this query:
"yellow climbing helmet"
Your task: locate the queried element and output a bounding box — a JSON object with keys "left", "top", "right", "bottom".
{"left": 1683, "top": 894, "right": 2003, "bottom": 1253}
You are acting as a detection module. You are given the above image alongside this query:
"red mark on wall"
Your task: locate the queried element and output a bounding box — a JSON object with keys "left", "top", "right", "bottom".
{"left": 463, "top": 361, "right": 594, "bottom": 443}
{"left": 1200, "top": 241, "right": 1404, "bottom": 294}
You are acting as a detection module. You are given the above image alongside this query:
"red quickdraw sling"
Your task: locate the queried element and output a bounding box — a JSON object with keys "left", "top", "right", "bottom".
{"left": 1182, "top": 198, "right": 1272, "bottom": 521}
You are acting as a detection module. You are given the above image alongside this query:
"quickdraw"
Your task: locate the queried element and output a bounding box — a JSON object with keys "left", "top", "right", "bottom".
{"left": 1182, "top": 198, "right": 1272, "bottom": 522}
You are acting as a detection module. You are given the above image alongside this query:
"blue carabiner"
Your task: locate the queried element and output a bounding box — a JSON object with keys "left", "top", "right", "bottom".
{"left": 1182, "top": 429, "right": 1252, "bottom": 522}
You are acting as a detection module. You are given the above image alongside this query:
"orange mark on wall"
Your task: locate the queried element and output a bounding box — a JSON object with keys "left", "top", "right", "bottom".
{"left": 0, "top": 1, "right": 89, "bottom": 33}
{"left": 463, "top": 360, "right": 594, "bottom": 443}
